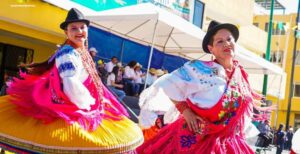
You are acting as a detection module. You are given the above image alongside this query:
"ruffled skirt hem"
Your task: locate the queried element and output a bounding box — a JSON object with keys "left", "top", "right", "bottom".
{"left": 0, "top": 96, "right": 143, "bottom": 154}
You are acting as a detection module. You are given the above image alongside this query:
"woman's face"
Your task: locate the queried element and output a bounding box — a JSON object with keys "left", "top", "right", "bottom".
{"left": 65, "top": 22, "right": 88, "bottom": 48}
{"left": 208, "top": 29, "right": 235, "bottom": 60}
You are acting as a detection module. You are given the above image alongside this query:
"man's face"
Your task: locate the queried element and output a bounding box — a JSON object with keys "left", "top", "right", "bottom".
{"left": 90, "top": 51, "right": 97, "bottom": 57}
{"left": 112, "top": 58, "right": 118, "bottom": 64}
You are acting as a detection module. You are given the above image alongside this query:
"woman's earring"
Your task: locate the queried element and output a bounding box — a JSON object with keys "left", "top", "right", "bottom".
{"left": 211, "top": 54, "right": 214, "bottom": 61}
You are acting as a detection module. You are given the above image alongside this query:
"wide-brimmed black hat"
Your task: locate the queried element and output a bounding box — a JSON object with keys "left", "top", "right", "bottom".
{"left": 60, "top": 8, "right": 90, "bottom": 30}
{"left": 202, "top": 20, "right": 239, "bottom": 54}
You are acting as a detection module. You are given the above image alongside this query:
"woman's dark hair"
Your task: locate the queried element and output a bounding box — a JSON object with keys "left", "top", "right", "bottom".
{"left": 21, "top": 40, "right": 70, "bottom": 75}
{"left": 21, "top": 58, "right": 55, "bottom": 75}
{"left": 277, "top": 123, "right": 284, "bottom": 133}
{"left": 127, "top": 61, "right": 137, "bottom": 68}
{"left": 111, "top": 66, "right": 120, "bottom": 82}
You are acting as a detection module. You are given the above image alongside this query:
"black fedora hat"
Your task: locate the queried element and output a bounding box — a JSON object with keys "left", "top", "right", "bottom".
{"left": 60, "top": 8, "right": 90, "bottom": 30}
{"left": 202, "top": 20, "right": 239, "bottom": 54}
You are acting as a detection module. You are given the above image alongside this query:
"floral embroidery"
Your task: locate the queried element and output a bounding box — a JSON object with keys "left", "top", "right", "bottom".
{"left": 223, "top": 119, "right": 230, "bottom": 125}
{"left": 222, "top": 101, "right": 230, "bottom": 108}
{"left": 232, "top": 91, "right": 239, "bottom": 98}
{"left": 56, "top": 45, "right": 75, "bottom": 59}
{"left": 216, "top": 75, "right": 242, "bottom": 125}
{"left": 178, "top": 67, "right": 191, "bottom": 81}
{"left": 189, "top": 60, "right": 212, "bottom": 74}
{"left": 180, "top": 135, "right": 196, "bottom": 148}
{"left": 218, "top": 110, "right": 225, "bottom": 119}
{"left": 212, "top": 68, "right": 218, "bottom": 76}
{"left": 58, "top": 62, "right": 75, "bottom": 73}
{"left": 233, "top": 100, "right": 239, "bottom": 108}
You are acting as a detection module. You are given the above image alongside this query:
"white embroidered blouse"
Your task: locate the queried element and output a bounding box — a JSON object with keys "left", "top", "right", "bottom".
{"left": 55, "top": 45, "right": 95, "bottom": 110}
{"left": 155, "top": 60, "right": 227, "bottom": 108}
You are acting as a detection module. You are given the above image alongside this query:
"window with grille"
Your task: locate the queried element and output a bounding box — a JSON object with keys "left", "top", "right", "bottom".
{"left": 294, "top": 84, "right": 300, "bottom": 97}
{"left": 296, "top": 51, "right": 300, "bottom": 65}
{"left": 270, "top": 50, "right": 283, "bottom": 64}
{"left": 264, "top": 22, "right": 286, "bottom": 35}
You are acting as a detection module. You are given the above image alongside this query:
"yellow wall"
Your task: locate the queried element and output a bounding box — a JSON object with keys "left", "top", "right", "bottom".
{"left": 0, "top": 0, "right": 66, "bottom": 40}
{"left": 201, "top": 0, "right": 267, "bottom": 54}
{"left": 254, "top": 13, "right": 300, "bottom": 128}
{"left": 0, "top": 0, "right": 67, "bottom": 62}
{"left": 202, "top": 0, "right": 254, "bottom": 26}
{"left": 0, "top": 32, "right": 56, "bottom": 62}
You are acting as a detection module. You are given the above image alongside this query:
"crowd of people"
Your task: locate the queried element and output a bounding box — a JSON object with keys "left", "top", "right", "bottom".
{"left": 253, "top": 119, "right": 297, "bottom": 154}
{"left": 91, "top": 53, "right": 168, "bottom": 99}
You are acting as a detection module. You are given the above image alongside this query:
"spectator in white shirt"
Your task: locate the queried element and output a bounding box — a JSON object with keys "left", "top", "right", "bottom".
{"left": 105, "top": 56, "right": 118, "bottom": 73}
{"left": 107, "top": 66, "right": 126, "bottom": 100}
{"left": 123, "top": 61, "right": 140, "bottom": 96}
{"left": 134, "top": 63, "right": 144, "bottom": 84}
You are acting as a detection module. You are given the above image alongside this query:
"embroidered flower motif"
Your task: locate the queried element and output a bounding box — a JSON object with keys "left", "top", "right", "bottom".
{"left": 233, "top": 100, "right": 239, "bottom": 108}
{"left": 222, "top": 101, "right": 230, "bottom": 108}
{"left": 224, "top": 119, "right": 230, "bottom": 125}
{"left": 212, "top": 68, "right": 218, "bottom": 75}
{"left": 233, "top": 91, "right": 239, "bottom": 98}
{"left": 230, "top": 81, "right": 237, "bottom": 86}
{"left": 180, "top": 135, "right": 197, "bottom": 148}
{"left": 178, "top": 67, "right": 192, "bottom": 81}
{"left": 218, "top": 110, "right": 225, "bottom": 119}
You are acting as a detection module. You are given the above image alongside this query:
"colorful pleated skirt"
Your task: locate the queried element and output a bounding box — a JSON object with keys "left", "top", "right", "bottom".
{"left": 0, "top": 96, "right": 143, "bottom": 154}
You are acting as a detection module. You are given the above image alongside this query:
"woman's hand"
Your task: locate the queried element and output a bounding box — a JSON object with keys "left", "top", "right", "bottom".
{"left": 182, "top": 108, "right": 202, "bottom": 133}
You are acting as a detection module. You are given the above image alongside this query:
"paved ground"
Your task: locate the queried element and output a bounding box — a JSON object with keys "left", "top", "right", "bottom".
{"left": 252, "top": 145, "right": 290, "bottom": 154}
{"left": 248, "top": 136, "right": 290, "bottom": 154}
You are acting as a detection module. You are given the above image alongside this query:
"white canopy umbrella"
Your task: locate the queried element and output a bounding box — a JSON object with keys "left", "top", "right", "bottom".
{"left": 87, "top": 3, "right": 205, "bottom": 53}
{"left": 86, "top": 3, "right": 283, "bottom": 76}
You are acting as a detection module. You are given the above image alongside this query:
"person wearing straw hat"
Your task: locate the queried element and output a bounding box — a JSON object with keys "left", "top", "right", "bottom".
{"left": 143, "top": 68, "right": 158, "bottom": 87}
{"left": 155, "top": 69, "right": 165, "bottom": 77}
{"left": 0, "top": 8, "right": 143, "bottom": 153}
{"left": 137, "top": 20, "right": 271, "bottom": 153}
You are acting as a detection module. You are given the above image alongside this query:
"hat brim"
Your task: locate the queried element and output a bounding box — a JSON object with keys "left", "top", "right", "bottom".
{"left": 156, "top": 71, "right": 164, "bottom": 76}
{"left": 60, "top": 19, "right": 90, "bottom": 30}
{"left": 202, "top": 23, "right": 239, "bottom": 54}
{"left": 149, "top": 71, "right": 156, "bottom": 74}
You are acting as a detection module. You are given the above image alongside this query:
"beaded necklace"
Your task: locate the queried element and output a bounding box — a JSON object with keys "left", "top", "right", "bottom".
{"left": 66, "top": 40, "right": 104, "bottom": 102}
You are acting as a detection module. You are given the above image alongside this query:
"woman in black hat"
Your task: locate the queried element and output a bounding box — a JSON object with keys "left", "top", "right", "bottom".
{"left": 137, "top": 20, "right": 270, "bottom": 153}
{"left": 0, "top": 8, "right": 143, "bottom": 153}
